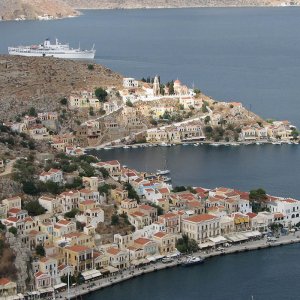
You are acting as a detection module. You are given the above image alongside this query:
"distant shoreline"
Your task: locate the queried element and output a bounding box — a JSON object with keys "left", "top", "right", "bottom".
{"left": 76, "top": 5, "right": 299, "bottom": 10}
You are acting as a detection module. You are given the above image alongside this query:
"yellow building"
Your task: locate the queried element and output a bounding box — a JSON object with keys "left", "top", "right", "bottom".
{"left": 153, "top": 231, "right": 176, "bottom": 255}
{"left": 63, "top": 245, "right": 94, "bottom": 274}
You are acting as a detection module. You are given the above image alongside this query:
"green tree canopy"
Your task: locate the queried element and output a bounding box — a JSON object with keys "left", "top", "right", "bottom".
{"left": 95, "top": 88, "right": 108, "bottom": 102}
{"left": 24, "top": 200, "right": 46, "bottom": 216}
{"left": 36, "top": 244, "right": 45, "bottom": 257}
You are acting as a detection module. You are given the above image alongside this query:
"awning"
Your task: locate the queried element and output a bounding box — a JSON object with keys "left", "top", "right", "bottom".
{"left": 242, "top": 231, "right": 262, "bottom": 238}
{"left": 199, "top": 241, "right": 214, "bottom": 249}
{"left": 166, "top": 250, "right": 181, "bottom": 258}
{"left": 104, "top": 266, "right": 119, "bottom": 273}
{"left": 225, "top": 233, "right": 249, "bottom": 242}
{"left": 208, "top": 235, "right": 228, "bottom": 245}
{"left": 147, "top": 254, "right": 165, "bottom": 262}
{"left": 99, "top": 268, "right": 110, "bottom": 275}
{"left": 54, "top": 282, "right": 67, "bottom": 290}
{"left": 6, "top": 294, "right": 25, "bottom": 300}
{"left": 82, "top": 269, "right": 102, "bottom": 280}
{"left": 38, "top": 287, "right": 54, "bottom": 294}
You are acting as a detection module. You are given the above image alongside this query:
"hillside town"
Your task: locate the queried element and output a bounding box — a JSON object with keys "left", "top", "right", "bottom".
{"left": 1, "top": 149, "right": 300, "bottom": 298}
{"left": 1, "top": 75, "right": 298, "bottom": 159}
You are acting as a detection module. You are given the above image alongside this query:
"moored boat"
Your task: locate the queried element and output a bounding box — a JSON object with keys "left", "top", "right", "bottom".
{"left": 157, "top": 169, "right": 170, "bottom": 175}
{"left": 181, "top": 256, "right": 205, "bottom": 267}
{"left": 8, "top": 38, "right": 96, "bottom": 59}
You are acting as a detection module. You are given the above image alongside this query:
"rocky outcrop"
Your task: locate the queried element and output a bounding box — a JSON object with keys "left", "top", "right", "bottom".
{"left": 0, "top": 55, "right": 123, "bottom": 122}
{"left": 5, "top": 231, "right": 32, "bottom": 293}
{"left": 63, "top": 0, "right": 293, "bottom": 9}
{"left": 0, "top": 0, "right": 78, "bottom": 21}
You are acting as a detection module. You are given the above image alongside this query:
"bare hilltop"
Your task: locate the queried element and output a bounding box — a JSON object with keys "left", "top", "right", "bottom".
{"left": 0, "top": 0, "right": 78, "bottom": 21}
{"left": 0, "top": 55, "right": 122, "bottom": 121}
{"left": 63, "top": 0, "right": 294, "bottom": 9}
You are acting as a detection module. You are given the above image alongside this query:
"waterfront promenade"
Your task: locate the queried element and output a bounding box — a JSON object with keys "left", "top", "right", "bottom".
{"left": 56, "top": 232, "right": 300, "bottom": 299}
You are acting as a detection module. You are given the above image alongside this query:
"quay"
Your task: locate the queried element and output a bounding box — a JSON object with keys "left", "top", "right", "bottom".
{"left": 56, "top": 233, "right": 300, "bottom": 299}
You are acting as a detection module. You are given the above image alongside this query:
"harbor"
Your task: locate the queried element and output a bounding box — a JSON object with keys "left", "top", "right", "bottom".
{"left": 56, "top": 232, "right": 300, "bottom": 299}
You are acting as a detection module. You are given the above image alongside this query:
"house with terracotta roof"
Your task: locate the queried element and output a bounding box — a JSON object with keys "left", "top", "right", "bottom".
{"left": 231, "top": 212, "right": 250, "bottom": 231}
{"left": 265, "top": 198, "right": 300, "bottom": 226}
{"left": 219, "top": 215, "right": 235, "bottom": 235}
{"left": 79, "top": 188, "right": 101, "bottom": 203}
{"left": 138, "top": 204, "right": 158, "bottom": 223}
{"left": 133, "top": 237, "right": 158, "bottom": 257}
{"left": 182, "top": 214, "right": 220, "bottom": 243}
{"left": 111, "top": 188, "right": 129, "bottom": 204}
{"left": 154, "top": 198, "right": 170, "bottom": 213}
{"left": 39, "top": 168, "right": 63, "bottom": 184}
{"left": 38, "top": 195, "right": 61, "bottom": 214}
{"left": 63, "top": 245, "right": 94, "bottom": 274}
{"left": 106, "top": 247, "right": 129, "bottom": 269}
{"left": 119, "top": 199, "right": 138, "bottom": 215}
{"left": 158, "top": 213, "right": 180, "bottom": 234}
{"left": 1, "top": 196, "right": 22, "bottom": 211}
{"left": 61, "top": 232, "right": 95, "bottom": 248}
{"left": 7, "top": 207, "right": 28, "bottom": 220}
{"left": 114, "top": 233, "right": 134, "bottom": 248}
{"left": 0, "top": 278, "right": 17, "bottom": 298}
{"left": 128, "top": 211, "right": 152, "bottom": 229}
{"left": 153, "top": 232, "right": 176, "bottom": 255}
{"left": 53, "top": 219, "right": 76, "bottom": 238}
{"left": 57, "top": 190, "right": 80, "bottom": 213}
{"left": 34, "top": 271, "right": 52, "bottom": 290}
{"left": 93, "top": 160, "right": 121, "bottom": 176}
{"left": 38, "top": 257, "right": 59, "bottom": 285}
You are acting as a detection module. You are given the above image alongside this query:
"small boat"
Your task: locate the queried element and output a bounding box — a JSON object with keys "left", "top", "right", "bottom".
{"left": 123, "top": 145, "right": 130, "bottom": 149}
{"left": 210, "top": 143, "right": 220, "bottom": 147}
{"left": 157, "top": 169, "right": 170, "bottom": 175}
{"left": 181, "top": 256, "right": 205, "bottom": 267}
{"left": 104, "top": 147, "right": 112, "bottom": 150}
{"left": 272, "top": 141, "right": 281, "bottom": 145}
{"left": 162, "top": 176, "right": 172, "bottom": 182}
{"left": 162, "top": 257, "right": 174, "bottom": 264}
{"left": 194, "top": 143, "right": 199, "bottom": 146}
{"left": 131, "top": 145, "right": 138, "bottom": 149}
{"left": 256, "top": 142, "right": 261, "bottom": 145}
{"left": 182, "top": 143, "right": 189, "bottom": 146}
{"left": 160, "top": 143, "right": 171, "bottom": 147}
{"left": 230, "top": 143, "right": 239, "bottom": 146}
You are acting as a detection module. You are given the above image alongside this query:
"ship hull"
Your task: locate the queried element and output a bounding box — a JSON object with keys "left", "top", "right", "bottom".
{"left": 8, "top": 49, "right": 95, "bottom": 60}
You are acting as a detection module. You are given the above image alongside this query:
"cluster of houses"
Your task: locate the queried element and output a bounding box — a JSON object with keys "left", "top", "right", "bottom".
{"left": 1, "top": 157, "right": 300, "bottom": 298}
{"left": 6, "top": 113, "right": 58, "bottom": 140}
{"left": 240, "top": 120, "right": 296, "bottom": 142}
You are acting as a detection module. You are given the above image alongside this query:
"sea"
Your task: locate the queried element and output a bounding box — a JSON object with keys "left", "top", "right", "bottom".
{"left": 1, "top": 7, "right": 300, "bottom": 299}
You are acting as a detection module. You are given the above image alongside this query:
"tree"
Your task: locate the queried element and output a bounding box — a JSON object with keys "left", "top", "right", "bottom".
{"left": 22, "top": 181, "right": 39, "bottom": 195}
{"left": 99, "top": 167, "right": 109, "bottom": 179}
{"left": 111, "top": 214, "right": 119, "bottom": 225}
{"left": 60, "top": 98, "right": 68, "bottom": 105}
{"left": 95, "top": 88, "right": 108, "bottom": 102}
{"left": 24, "top": 200, "right": 46, "bottom": 216}
{"left": 124, "top": 183, "right": 140, "bottom": 202}
{"left": 204, "top": 116, "right": 210, "bottom": 124}
{"left": 249, "top": 188, "right": 268, "bottom": 213}
{"left": 172, "top": 186, "right": 187, "bottom": 193}
{"left": 76, "top": 221, "right": 85, "bottom": 231}
{"left": 202, "top": 103, "right": 208, "bottom": 113}
{"left": 89, "top": 107, "right": 94, "bottom": 116}
{"left": 28, "top": 107, "right": 37, "bottom": 117}
{"left": 88, "top": 64, "right": 94, "bottom": 70}
{"left": 64, "top": 208, "right": 80, "bottom": 219}
{"left": 8, "top": 227, "right": 17, "bottom": 236}
{"left": 36, "top": 244, "right": 45, "bottom": 257}
{"left": 126, "top": 100, "right": 133, "bottom": 107}
{"left": 0, "top": 222, "right": 5, "bottom": 231}
{"left": 194, "top": 88, "right": 201, "bottom": 95}
{"left": 176, "top": 234, "right": 199, "bottom": 253}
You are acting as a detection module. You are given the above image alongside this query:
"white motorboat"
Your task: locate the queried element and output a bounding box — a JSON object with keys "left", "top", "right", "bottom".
{"left": 181, "top": 256, "right": 205, "bottom": 266}
{"left": 157, "top": 169, "right": 170, "bottom": 175}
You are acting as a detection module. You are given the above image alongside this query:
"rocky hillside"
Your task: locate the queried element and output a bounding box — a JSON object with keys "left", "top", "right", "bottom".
{"left": 63, "top": 0, "right": 292, "bottom": 9}
{"left": 0, "top": 55, "right": 123, "bottom": 122}
{"left": 0, "top": 0, "right": 78, "bottom": 21}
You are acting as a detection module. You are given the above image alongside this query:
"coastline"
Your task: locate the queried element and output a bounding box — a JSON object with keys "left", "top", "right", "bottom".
{"left": 76, "top": 5, "right": 300, "bottom": 10}
{"left": 56, "top": 233, "right": 300, "bottom": 299}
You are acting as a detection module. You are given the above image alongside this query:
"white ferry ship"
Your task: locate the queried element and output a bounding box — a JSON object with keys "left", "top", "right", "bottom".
{"left": 8, "top": 39, "right": 96, "bottom": 59}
